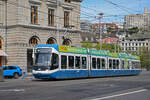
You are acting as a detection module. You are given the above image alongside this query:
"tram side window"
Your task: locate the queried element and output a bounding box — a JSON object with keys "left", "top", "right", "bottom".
{"left": 97, "top": 58, "right": 100, "bottom": 69}
{"left": 82, "top": 57, "right": 87, "bottom": 69}
{"left": 121, "top": 60, "right": 125, "bottom": 69}
{"left": 113, "top": 59, "right": 116, "bottom": 69}
{"left": 131, "top": 61, "right": 135, "bottom": 69}
{"left": 61, "top": 55, "right": 67, "bottom": 69}
{"left": 92, "top": 58, "right": 96, "bottom": 69}
{"left": 101, "top": 59, "right": 105, "bottom": 69}
{"left": 127, "top": 61, "right": 130, "bottom": 69}
{"left": 134, "top": 61, "right": 141, "bottom": 69}
{"left": 68, "top": 56, "right": 74, "bottom": 69}
{"left": 116, "top": 60, "right": 119, "bottom": 69}
{"left": 51, "top": 53, "right": 59, "bottom": 70}
{"left": 109, "top": 59, "right": 112, "bottom": 69}
{"left": 75, "top": 56, "right": 80, "bottom": 69}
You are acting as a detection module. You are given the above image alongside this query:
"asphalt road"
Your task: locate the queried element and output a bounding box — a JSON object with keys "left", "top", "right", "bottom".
{"left": 0, "top": 71, "right": 150, "bottom": 100}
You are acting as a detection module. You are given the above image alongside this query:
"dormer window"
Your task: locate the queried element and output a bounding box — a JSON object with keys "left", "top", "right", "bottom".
{"left": 65, "top": 0, "right": 71, "bottom": 3}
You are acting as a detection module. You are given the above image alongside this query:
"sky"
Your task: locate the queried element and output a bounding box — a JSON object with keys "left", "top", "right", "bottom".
{"left": 81, "top": 0, "right": 150, "bottom": 23}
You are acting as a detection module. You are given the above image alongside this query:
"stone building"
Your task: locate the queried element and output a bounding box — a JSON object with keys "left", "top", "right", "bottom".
{"left": 80, "top": 20, "right": 92, "bottom": 33}
{"left": 0, "top": 0, "right": 82, "bottom": 73}
{"left": 120, "top": 35, "right": 150, "bottom": 53}
{"left": 124, "top": 7, "right": 150, "bottom": 30}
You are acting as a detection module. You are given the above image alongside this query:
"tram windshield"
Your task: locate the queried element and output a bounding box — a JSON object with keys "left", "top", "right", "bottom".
{"left": 33, "top": 48, "right": 59, "bottom": 71}
{"left": 34, "top": 48, "right": 52, "bottom": 71}
{"left": 35, "top": 53, "right": 51, "bottom": 67}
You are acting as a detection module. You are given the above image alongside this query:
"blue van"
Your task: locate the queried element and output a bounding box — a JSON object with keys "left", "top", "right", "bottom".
{"left": 2, "top": 66, "right": 22, "bottom": 79}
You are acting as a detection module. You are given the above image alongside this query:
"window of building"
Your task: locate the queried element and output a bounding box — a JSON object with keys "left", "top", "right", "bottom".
{"left": 92, "top": 58, "right": 96, "bottom": 69}
{"left": 31, "top": 6, "right": 38, "bottom": 24}
{"left": 68, "top": 56, "right": 74, "bottom": 69}
{"left": 61, "top": 55, "right": 67, "bottom": 69}
{"left": 129, "top": 43, "right": 130, "bottom": 46}
{"left": 64, "top": 11, "right": 70, "bottom": 27}
{"left": 0, "top": 38, "right": 2, "bottom": 50}
{"left": 75, "top": 56, "right": 80, "bottom": 69}
{"left": 29, "top": 36, "right": 39, "bottom": 45}
{"left": 48, "top": 9, "right": 54, "bottom": 26}
{"left": 82, "top": 57, "right": 87, "bottom": 69}
{"left": 46, "top": 37, "right": 56, "bottom": 44}
{"left": 62, "top": 38, "right": 72, "bottom": 46}
{"left": 65, "top": 0, "right": 71, "bottom": 3}
{"left": 139, "top": 43, "right": 141, "bottom": 46}
{"left": 136, "top": 43, "right": 138, "bottom": 46}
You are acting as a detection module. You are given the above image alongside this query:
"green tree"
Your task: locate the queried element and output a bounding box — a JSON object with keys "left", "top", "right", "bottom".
{"left": 127, "top": 27, "right": 139, "bottom": 35}
{"left": 139, "top": 46, "right": 150, "bottom": 71}
{"left": 107, "top": 27, "right": 117, "bottom": 33}
{"left": 81, "top": 41, "right": 93, "bottom": 48}
{"left": 94, "top": 43, "right": 122, "bottom": 52}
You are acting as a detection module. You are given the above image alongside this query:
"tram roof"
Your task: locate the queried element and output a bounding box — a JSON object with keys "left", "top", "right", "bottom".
{"left": 36, "top": 44, "right": 140, "bottom": 60}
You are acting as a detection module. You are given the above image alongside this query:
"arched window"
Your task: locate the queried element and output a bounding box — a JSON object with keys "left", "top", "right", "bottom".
{"left": 62, "top": 38, "right": 72, "bottom": 46}
{"left": 29, "top": 36, "right": 39, "bottom": 45}
{"left": 46, "top": 37, "right": 57, "bottom": 44}
{"left": 0, "top": 38, "right": 2, "bottom": 50}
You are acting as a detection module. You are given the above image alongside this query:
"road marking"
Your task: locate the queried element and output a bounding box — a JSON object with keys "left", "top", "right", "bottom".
{"left": 92, "top": 89, "right": 147, "bottom": 100}
{"left": 0, "top": 89, "right": 25, "bottom": 92}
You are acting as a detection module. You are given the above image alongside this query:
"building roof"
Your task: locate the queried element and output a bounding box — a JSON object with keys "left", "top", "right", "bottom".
{"left": 127, "top": 33, "right": 150, "bottom": 40}
{"left": 103, "top": 37, "right": 119, "bottom": 44}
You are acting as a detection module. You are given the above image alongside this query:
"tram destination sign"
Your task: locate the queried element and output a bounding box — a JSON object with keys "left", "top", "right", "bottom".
{"left": 59, "top": 46, "right": 88, "bottom": 54}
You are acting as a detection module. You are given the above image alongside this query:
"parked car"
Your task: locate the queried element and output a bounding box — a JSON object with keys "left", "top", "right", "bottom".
{"left": 2, "top": 66, "right": 22, "bottom": 79}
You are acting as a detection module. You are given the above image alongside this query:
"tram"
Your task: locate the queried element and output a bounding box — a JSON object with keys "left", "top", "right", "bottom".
{"left": 32, "top": 44, "right": 141, "bottom": 79}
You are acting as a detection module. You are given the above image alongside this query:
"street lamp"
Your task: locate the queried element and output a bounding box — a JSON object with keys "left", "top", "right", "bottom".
{"left": 98, "top": 13, "right": 103, "bottom": 50}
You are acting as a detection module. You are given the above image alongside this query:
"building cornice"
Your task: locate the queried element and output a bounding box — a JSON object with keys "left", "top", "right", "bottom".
{"left": 29, "top": 0, "right": 42, "bottom": 5}
{"left": 72, "top": 0, "right": 83, "bottom": 2}
{"left": 6, "top": 24, "right": 81, "bottom": 33}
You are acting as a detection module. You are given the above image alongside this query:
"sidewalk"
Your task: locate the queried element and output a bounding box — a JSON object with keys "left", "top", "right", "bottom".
{"left": 21, "top": 73, "right": 34, "bottom": 79}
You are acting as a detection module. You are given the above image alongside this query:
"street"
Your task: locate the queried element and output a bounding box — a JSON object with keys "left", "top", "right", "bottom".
{"left": 0, "top": 71, "right": 150, "bottom": 100}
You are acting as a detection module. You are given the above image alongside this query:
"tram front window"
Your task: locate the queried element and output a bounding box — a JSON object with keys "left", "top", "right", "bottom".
{"left": 34, "top": 53, "right": 51, "bottom": 70}
{"left": 34, "top": 48, "right": 59, "bottom": 71}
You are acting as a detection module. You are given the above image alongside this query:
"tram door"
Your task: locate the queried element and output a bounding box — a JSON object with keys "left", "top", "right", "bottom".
{"left": 27, "top": 49, "right": 33, "bottom": 73}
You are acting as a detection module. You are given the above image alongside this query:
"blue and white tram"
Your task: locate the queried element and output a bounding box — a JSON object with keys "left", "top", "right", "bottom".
{"left": 32, "top": 44, "right": 141, "bottom": 79}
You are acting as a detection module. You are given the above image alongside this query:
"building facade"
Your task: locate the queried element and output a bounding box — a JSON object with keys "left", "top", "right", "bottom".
{"left": 80, "top": 20, "right": 92, "bottom": 33}
{"left": 120, "top": 38, "right": 150, "bottom": 53}
{"left": 124, "top": 7, "right": 150, "bottom": 30}
{"left": 0, "top": 0, "right": 82, "bottom": 73}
